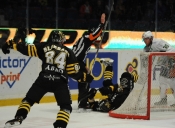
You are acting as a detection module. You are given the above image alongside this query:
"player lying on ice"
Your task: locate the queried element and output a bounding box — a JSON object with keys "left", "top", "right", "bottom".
{"left": 84, "top": 58, "right": 135, "bottom": 112}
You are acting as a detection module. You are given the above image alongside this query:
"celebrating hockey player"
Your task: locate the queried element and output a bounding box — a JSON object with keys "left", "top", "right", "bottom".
{"left": 1, "top": 30, "right": 93, "bottom": 128}
{"left": 72, "top": 13, "right": 106, "bottom": 111}
{"left": 85, "top": 58, "right": 135, "bottom": 112}
{"left": 142, "top": 31, "right": 175, "bottom": 107}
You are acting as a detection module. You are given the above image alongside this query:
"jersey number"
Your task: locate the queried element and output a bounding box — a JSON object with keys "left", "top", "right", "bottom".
{"left": 45, "top": 51, "right": 66, "bottom": 69}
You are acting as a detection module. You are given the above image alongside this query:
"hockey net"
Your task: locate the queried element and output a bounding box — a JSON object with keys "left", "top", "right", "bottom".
{"left": 109, "top": 52, "right": 175, "bottom": 120}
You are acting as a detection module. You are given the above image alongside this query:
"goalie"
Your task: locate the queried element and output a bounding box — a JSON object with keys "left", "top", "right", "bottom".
{"left": 85, "top": 58, "right": 135, "bottom": 112}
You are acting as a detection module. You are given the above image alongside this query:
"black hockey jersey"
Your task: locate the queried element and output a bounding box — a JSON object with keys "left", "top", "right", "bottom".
{"left": 110, "top": 89, "right": 130, "bottom": 110}
{"left": 12, "top": 42, "right": 84, "bottom": 82}
{"left": 72, "top": 23, "right": 104, "bottom": 62}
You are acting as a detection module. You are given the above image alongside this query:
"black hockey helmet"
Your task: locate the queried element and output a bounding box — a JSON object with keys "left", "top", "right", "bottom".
{"left": 51, "top": 31, "right": 66, "bottom": 44}
{"left": 120, "top": 72, "right": 134, "bottom": 91}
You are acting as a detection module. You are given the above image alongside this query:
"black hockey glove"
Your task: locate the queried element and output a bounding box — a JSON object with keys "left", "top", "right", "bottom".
{"left": 78, "top": 73, "right": 94, "bottom": 83}
{"left": 17, "top": 28, "right": 36, "bottom": 42}
{"left": 88, "top": 88, "right": 97, "bottom": 99}
{"left": 99, "top": 85, "right": 116, "bottom": 96}
{"left": 1, "top": 40, "right": 14, "bottom": 54}
{"left": 17, "top": 28, "right": 27, "bottom": 41}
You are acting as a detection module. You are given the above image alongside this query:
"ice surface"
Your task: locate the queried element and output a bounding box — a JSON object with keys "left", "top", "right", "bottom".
{"left": 0, "top": 101, "right": 175, "bottom": 128}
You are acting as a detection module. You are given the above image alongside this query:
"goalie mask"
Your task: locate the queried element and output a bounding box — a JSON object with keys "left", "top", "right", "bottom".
{"left": 51, "top": 31, "right": 66, "bottom": 44}
{"left": 120, "top": 72, "right": 134, "bottom": 92}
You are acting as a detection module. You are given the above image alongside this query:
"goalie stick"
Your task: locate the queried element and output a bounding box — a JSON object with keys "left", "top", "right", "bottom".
{"left": 90, "top": 0, "right": 114, "bottom": 73}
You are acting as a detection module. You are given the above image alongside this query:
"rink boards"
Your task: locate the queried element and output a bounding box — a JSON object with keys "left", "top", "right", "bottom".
{"left": 0, "top": 49, "right": 173, "bottom": 106}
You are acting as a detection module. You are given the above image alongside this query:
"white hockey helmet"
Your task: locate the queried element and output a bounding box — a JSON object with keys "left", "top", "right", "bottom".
{"left": 142, "top": 31, "right": 153, "bottom": 39}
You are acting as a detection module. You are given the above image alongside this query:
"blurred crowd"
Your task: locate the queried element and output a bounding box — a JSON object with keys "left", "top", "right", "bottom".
{"left": 0, "top": 0, "right": 175, "bottom": 31}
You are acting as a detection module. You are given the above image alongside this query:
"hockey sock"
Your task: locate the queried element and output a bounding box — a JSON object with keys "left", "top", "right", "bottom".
{"left": 104, "top": 66, "right": 113, "bottom": 80}
{"left": 103, "top": 66, "right": 113, "bottom": 87}
{"left": 53, "top": 109, "right": 71, "bottom": 128}
{"left": 15, "top": 101, "right": 32, "bottom": 119}
{"left": 15, "top": 97, "right": 34, "bottom": 119}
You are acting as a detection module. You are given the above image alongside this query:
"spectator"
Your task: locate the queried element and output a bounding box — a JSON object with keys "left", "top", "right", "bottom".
{"left": 80, "top": 1, "right": 92, "bottom": 20}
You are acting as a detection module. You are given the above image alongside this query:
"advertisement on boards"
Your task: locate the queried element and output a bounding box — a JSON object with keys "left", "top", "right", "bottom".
{"left": 68, "top": 52, "right": 118, "bottom": 89}
{"left": 0, "top": 50, "right": 41, "bottom": 99}
{"left": 118, "top": 50, "right": 141, "bottom": 83}
{"left": 1, "top": 28, "right": 175, "bottom": 49}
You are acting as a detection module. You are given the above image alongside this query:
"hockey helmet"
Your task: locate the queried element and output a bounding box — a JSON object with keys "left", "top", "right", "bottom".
{"left": 120, "top": 72, "right": 134, "bottom": 91}
{"left": 52, "top": 31, "right": 66, "bottom": 43}
{"left": 142, "top": 31, "right": 153, "bottom": 39}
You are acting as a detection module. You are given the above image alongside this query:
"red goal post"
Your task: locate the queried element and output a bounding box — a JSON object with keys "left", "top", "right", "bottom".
{"left": 109, "top": 52, "right": 175, "bottom": 120}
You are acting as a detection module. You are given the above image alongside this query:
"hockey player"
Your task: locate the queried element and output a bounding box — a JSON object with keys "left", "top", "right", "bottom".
{"left": 72, "top": 13, "right": 106, "bottom": 111}
{"left": 86, "top": 58, "right": 135, "bottom": 112}
{"left": 142, "top": 31, "right": 175, "bottom": 107}
{"left": 1, "top": 31, "right": 93, "bottom": 128}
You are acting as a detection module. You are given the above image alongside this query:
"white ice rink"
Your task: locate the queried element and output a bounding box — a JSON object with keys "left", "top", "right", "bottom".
{"left": 0, "top": 101, "right": 175, "bottom": 128}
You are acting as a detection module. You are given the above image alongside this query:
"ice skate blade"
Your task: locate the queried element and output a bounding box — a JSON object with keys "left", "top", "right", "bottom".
{"left": 77, "top": 108, "right": 92, "bottom": 113}
{"left": 4, "top": 121, "right": 20, "bottom": 128}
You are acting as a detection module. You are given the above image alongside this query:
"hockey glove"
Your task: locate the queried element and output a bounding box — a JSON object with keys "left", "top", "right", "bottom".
{"left": 88, "top": 88, "right": 97, "bottom": 99}
{"left": 99, "top": 85, "right": 116, "bottom": 96}
{"left": 78, "top": 73, "right": 94, "bottom": 83}
{"left": 1, "top": 40, "right": 14, "bottom": 54}
{"left": 86, "top": 74, "right": 94, "bottom": 83}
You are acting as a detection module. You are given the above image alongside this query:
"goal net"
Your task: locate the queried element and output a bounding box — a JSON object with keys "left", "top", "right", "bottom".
{"left": 109, "top": 52, "right": 175, "bottom": 120}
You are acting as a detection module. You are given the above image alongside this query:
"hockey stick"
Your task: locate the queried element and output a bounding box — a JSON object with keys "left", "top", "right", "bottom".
{"left": 90, "top": 0, "right": 114, "bottom": 73}
{"left": 78, "top": 88, "right": 99, "bottom": 107}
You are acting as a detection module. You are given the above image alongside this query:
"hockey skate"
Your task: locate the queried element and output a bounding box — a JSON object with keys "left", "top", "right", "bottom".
{"left": 154, "top": 97, "right": 167, "bottom": 106}
{"left": 78, "top": 104, "right": 92, "bottom": 113}
{"left": 100, "top": 58, "right": 114, "bottom": 66}
{"left": 4, "top": 116, "right": 23, "bottom": 128}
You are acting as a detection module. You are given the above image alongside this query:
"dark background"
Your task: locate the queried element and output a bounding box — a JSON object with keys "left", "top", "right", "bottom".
{"left": 0, "top": 0, "right": 174, "bottom": 31}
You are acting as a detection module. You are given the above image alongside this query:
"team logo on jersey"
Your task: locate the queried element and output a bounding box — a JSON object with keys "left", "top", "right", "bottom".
{"left": 44, "top": 75, "right": 60, "bottom": 81}
{"left": 125, "top": 58, "right": 139, "bottom": 83}
{"left": 0, "top": 56, "right": 31, "bottom": 88}
{"left": 163, "top": 44, "right": 169, "bottom": 49}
